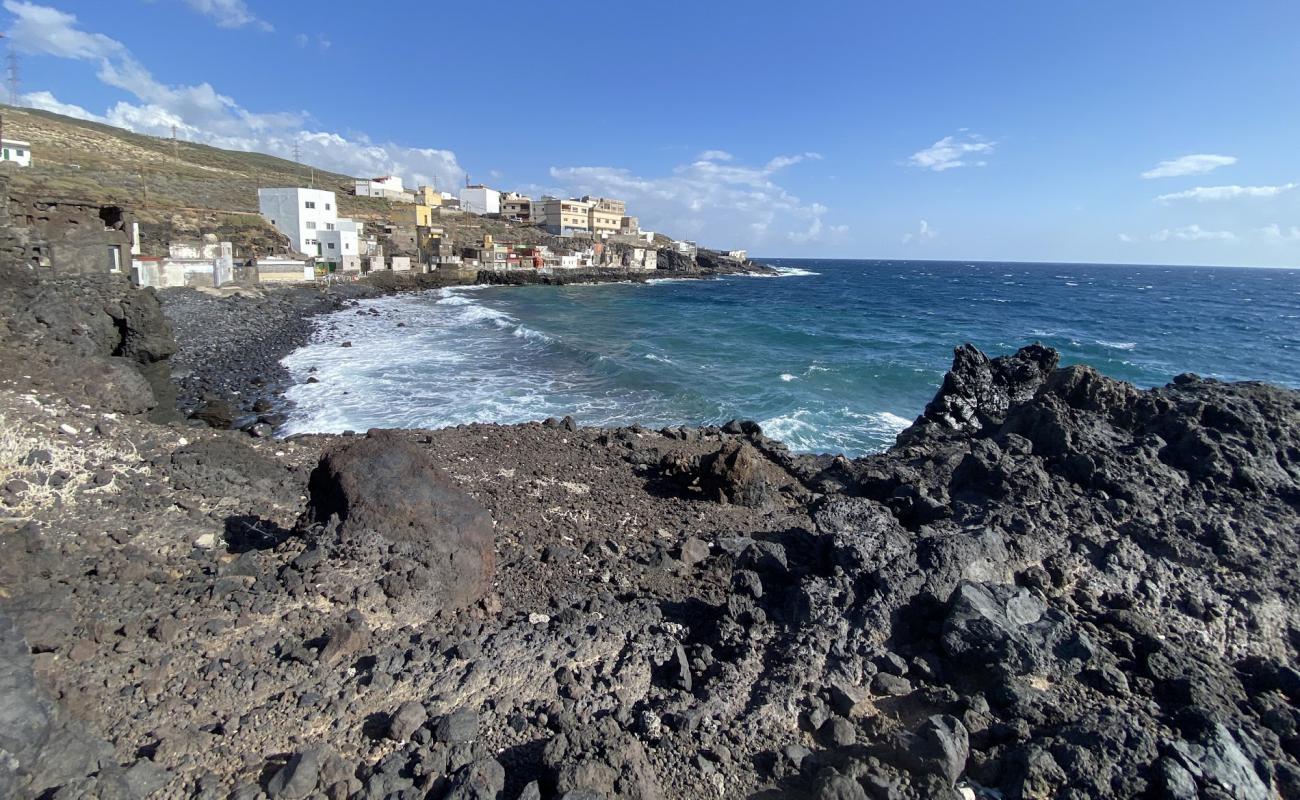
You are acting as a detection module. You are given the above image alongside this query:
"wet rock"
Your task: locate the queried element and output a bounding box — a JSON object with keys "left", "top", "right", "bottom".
{"left": 191, "top": 399, "right": 236, "bottom": 429}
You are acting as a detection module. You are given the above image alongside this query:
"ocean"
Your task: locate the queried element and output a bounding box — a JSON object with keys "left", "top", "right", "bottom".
{"left": 280, "top": 260, "right": 1300, "bottom": 457}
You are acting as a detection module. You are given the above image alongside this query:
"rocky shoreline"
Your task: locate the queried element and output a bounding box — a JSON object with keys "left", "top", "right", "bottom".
{"left": 1, "top": 268, "right": 1298, "bottom": 800}
{"left": 160, "top": 261, "right": 779, "bottom": 433}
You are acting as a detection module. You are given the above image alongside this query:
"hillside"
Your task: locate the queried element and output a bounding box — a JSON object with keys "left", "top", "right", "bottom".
{"left": 0, "top": 104, "right": 389, "bottom": 215}
{"left": 0, "top": 105, "right": 679, "bottom": 262}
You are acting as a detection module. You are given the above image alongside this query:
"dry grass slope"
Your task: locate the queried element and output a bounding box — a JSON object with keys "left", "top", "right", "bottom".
{"left": 0, "top": 104, "right": 391, "bottom": 219}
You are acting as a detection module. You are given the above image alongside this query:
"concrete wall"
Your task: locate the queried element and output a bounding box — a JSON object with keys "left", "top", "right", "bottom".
{"left": 256, "top": 259, "right": 313, "bottom": 283}
{"left": 391, "top": 256, "right": 412, "bottom": 272}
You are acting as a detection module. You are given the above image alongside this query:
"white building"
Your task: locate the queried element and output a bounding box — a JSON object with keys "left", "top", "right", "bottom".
{"left": 258, "top": 187, "right": 339, "bottom": 257}
{"left": 459, "top": 185, "right": 501, "bottom": 216}
{"left": 1, "top": 139, "right": 31, "bottom": 167}
{"left": 354, "top": 175, "right": 415, "bottom": 202}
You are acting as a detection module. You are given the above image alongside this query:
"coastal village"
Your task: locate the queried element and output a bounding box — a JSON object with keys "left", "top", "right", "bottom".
{"left": 0, "top": 107, "right": 755, "bottom": 290}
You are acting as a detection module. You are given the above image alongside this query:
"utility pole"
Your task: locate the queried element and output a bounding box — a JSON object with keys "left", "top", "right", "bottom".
{"left": 0, "top": 34, "right": 17, "bottom": 106}
{"left": 170, "top": 124, "right": 179, "bottom": 159}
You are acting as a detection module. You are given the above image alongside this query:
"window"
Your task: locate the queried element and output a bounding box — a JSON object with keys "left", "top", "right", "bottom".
{"left": 306, "top": 221, "right": 316, "bottom": 229}
{"left": 305, "top": 201, "right": 316, "bottom": 209}
{"left": 326, "top": 223, "right": 335, "bottom": 230}
{"left": 15, "top": 149, "right": 23, "bottom": 156}
{"left": 325, "top": 203, "right": 331, "bottom": 210}
{"left": 328, "top": 242, "right": 336, "bottom": 250}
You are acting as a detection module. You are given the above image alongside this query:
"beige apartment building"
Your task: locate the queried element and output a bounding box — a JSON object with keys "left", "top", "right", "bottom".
{"left": 579, "top": 196, "right": 625, "bottom": 235}
{"left": 501, "top": 192, "right": 532, "bottom": 222}
{"left": 536, "top": 197, "right": 592, "bottom": 234}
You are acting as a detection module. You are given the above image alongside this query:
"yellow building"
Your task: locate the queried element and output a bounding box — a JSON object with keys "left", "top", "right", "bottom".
{"left": 414, "top": 204, "right": 433, "bottom": 227}
{"left": 417, "top": 185, "right": 442, "bottom": 207}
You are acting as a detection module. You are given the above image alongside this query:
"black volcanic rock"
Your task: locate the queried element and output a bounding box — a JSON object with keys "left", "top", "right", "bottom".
{"left": 898, "top": 342, "right": 1058, "bottom": 444}
{"left": 301, "top": 430, "right": 496, "bottom": 614}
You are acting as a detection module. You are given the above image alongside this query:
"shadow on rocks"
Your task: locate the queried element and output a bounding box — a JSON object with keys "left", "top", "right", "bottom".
{"left": 223, "top": 514, "right": 293, "bottom": 553}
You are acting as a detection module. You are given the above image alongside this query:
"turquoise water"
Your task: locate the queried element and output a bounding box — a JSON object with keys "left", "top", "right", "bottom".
{"left": 281, "top": 261, "right": 1300, "bottom": 456}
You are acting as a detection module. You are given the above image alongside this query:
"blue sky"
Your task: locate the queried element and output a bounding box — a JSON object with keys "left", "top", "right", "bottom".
{"left": 6, "top": 1, "right": 1300, "bottom": 265}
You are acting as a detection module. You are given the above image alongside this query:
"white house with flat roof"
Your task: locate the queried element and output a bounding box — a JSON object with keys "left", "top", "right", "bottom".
{"left": 354, "top": 175, "right": 415, "bottom": 202}
{"left": 459, "top": 185, "right": 501, "bottom": 216}
{"left": 258, "top": 187, "right": 339, "bottom": 257}
{"left": 1, "top": 139, "right": 31, "bottom": 167}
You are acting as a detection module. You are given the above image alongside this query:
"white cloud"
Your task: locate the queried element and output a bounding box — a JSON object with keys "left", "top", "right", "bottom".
{"left": 697, "top": 150, "right": 733, "bottom": 162}
{"left": 550, "top": 152, "right": 838, "bottom": 249}
{"left": 294, "top": 32, "right": 308, "bottom": 47}
{"left": 1150, "top": 224, "right": 1236, "bottom": 242}
{"left": 902, "top": 219, "right": 937, "bottom": 244}
{"left": 1156, "top": 183, "right": 1296, "bottom": 203}
{"left": 180, "top": 0, "right": 272, "bottom": 31}
{"left": 1260, "top": 224, "right": 1300, "bottom": 242}
{"left": 22, "top": 89, "right": 103, "bottom": 121}
{"left": 1117, "top": 233, "right": 1133, "bottom": 242}
{"left": 909, "top": 132, "right": 995, "bottom": 172}
{"left": 4, "top": 2, "right": 463, "bottom": 188}
{"left": 1141, "top": 154, "right": 1237, "bottom": 179}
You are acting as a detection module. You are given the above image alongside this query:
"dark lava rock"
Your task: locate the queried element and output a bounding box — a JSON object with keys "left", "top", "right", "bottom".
{"left": 894, "top": 714, "right": 969, "bottom": 786}
{"left": 386, "top": 701, "right": 427, "bottom": 742}
{"left": 190, "top": 399, "right": 236, "bottom": 429}
{"left": 941, "top": 581, "right": 1094, "bottom": 681}
{"left": 435, "top": 708, "right": 479, "bottom": 744}
{"left": 266, "top": 747, "right": 324, "bottom": 799}
{"left": 542, "top": 716, "right": 661, "bottom": 800}
{"left": 300, "top": 430, "right": 495, "bottom": 613}
{"left": 898, "top": 343, "right": 1058, "bottom": 444}
{"left": 699, "top": 439, "right": 776, "bottom": 507}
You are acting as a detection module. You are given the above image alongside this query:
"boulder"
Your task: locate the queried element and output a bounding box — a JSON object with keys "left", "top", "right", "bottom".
{"left": 894, "top": 714, "right": 969, "bottom": 786}
{"left": 266, "top": 747, "right": 324, "bottom": 799}
{"left": 301, "top": 430, "right": 495, "bottom": 613}
{"left": 386, "top": 701, "right": 427, "bottom": 742}
{"left": 699, "top": 440, "right": 777, "bottom": 507}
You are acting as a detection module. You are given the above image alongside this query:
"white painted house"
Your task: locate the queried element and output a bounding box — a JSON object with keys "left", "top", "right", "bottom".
{"left": 1, "top": 139, "right": 31, "bottom": 167}
{"left": 257, "top": 187, "right": 339, "bottom": 257}
{"left": 354, "top": 175, "right": 415, "bottom": 202}
{"left": 459, "top": 185, "right": 501, "bottom": 216}
{"left": 317, "top": 218, "right": 363, "bottom": 264}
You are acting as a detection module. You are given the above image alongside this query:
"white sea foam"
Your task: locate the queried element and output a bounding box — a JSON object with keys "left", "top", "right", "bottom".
{"left": 645, "top": 353, "right": 674, "bottom": 364}
{"left": 780, "top": 373, "right": 797, "bottom": 382}
{"left": 1096, "top": 339, "right": 1137, "bottom": 351}
{"left": 436, "top": 294, "right": 474, "bottom": 306}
